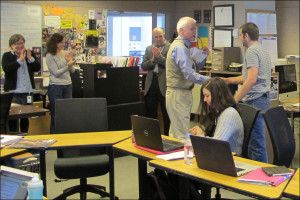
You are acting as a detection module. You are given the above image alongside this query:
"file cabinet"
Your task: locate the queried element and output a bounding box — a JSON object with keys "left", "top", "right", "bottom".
{"left": 212, "top": 47, "right": 241, "bottom": 71}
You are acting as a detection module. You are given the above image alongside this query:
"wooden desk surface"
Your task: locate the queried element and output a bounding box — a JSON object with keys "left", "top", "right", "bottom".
{"left": 0, "top": 148, "right": 27, "bottom": 159}
{"left": 283, "top": 168, "right": 300, "bottom": 199}
{"left": 25, "top": 130, "right": 132, "bottom": 149}
{"left": 9, "top": 105, "right": 49, "bottom": 119}
{"left": 150, "top": 156, "right": 290, "bottom": 199}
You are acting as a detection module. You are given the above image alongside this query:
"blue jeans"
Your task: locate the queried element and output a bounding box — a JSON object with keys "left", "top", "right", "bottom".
{"left": 244, "top": 96, "right": 270, "bottom": 163}
{"left": 48, "top": 84, "right": 72, "bottom": 134}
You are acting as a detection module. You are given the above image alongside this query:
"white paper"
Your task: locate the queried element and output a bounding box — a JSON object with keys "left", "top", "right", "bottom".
{"left": 213, "top": 29, "right": 232, "bottom": 47}
{"left": 45, "top": 16, "right": 60, "bottom": 28}
{"left": 215, "top": 6, "right": 233, "bottom": 26}
{"left": 247, "top": 13, "right": 276, "bottom": 34}
{"left": 89, "top": 10, "right": 95, "bottom": 19}
{"left": 260, "top": 37, "right": 278, "bottom": 66}
{"left": 190, "top": 48, "right": 207, "bottom": 64}
{"left": 27, "top": 6, "right": 40, "bottom": 17}
{"left": 156, "top": 151, "right": 194, "bottom": 161}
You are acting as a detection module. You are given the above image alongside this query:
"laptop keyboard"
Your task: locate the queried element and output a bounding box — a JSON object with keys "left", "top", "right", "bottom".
{"left": 162, "top": 139, "right": 184, "bottom": 152}
{"left": 235, "top": 167, "right": 245, "bottom": 172}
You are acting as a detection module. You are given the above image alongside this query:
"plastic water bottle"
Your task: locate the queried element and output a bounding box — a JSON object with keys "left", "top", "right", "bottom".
{"left": 27, "top": 174, "right": 43, "bottom": 200}
{"left": 184, "top": 133, "right": 194, "bottom": 165}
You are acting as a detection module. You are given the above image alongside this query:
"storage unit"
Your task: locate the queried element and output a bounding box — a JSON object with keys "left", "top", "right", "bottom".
{"left": 212, "top": 47, "right": 241, "bottom": 71}
{"left": 72, "top": 64, "right": 140, "bottom": 105}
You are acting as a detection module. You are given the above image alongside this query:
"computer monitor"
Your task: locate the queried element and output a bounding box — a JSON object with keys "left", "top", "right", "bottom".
{"left": 275, "top": 64, "right": 297, "bottom": 98}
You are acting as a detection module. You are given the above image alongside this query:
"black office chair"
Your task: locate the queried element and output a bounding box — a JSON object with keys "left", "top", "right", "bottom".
{"left": 236, "top": 103, "right": 260, "bottom": 158}
{"left": 262, "top": 106, "right": 296, "bottom": 168}
{"left": 0, "top": 92, "right": 14, "bottom": 134}
{"left": 53, "top": 98, "right": 112, "bottom": 200}
{"left": 107, "top": 101, "right": 145, "bottom": 131}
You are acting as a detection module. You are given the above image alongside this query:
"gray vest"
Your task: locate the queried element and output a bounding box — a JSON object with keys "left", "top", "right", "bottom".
{"left": 166, "top": 38, "right": 194, "bottom": 90}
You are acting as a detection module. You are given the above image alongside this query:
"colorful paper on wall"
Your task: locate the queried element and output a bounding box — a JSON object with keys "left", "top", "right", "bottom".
{"left": 198, "top": 38, "right": 208, "bottom": 49}
{"left": 60, "top": 20, "right": 72, "bottom": 29}
{"left": 198, "top": 26, "right": 209, "bottom": 38}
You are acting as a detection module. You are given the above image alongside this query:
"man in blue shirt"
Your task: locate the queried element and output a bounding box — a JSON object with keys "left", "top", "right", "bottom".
{"left": 166, "top": 17, "right": 210, "bottom": 139}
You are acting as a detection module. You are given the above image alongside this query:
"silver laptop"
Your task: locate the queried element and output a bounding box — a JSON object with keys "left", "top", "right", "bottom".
{"left": 0, "top": 165, "right": 36, "bottom": 200}
{"left": 190, "top": 135, "right": 259, "bottom": 177}
{"left": 131, "top": 115, "right": 183, "bottom": 152}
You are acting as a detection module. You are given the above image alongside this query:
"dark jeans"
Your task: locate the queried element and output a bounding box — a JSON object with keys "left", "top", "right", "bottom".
{"left": 48, "top": 84, "right": 72, "bottom": 134}
{"left": 9, "top": 93, "right": 33, "bottom": 133}
{"left": 244, "top": 95, "right": 270, "bottom": 163}
{"left": 145, "top": 74, "right": 170, "bottom": 135}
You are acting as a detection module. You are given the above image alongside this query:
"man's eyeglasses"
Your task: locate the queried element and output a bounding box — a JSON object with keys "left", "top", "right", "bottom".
{"left": 15, "top": 42, "right": 25, "bottom": 46}
{"left": 154, "top": 35, "right": 163, "bottom": 39}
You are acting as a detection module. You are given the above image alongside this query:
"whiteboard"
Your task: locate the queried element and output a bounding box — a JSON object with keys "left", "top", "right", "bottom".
{"left": 260, "top": 36, "right": 278, "bottom": 67}
{"left": 1, "top": 3, "right": 42, "bottom": 60}
{"left": 247, "top": 12, "right": 277, "bottom": 35}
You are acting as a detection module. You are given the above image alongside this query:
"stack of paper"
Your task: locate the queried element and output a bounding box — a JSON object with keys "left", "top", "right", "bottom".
{"left": 0, "top": 135, "right": 23, "bottom": 146}
{"left": 156, "top": 151, "right": 194, "bottom": 161}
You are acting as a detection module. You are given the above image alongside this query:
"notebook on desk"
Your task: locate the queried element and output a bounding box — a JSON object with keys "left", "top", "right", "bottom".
{"left": 131, "top": 115, "right": 184, "bottom": 153}
{"left": 190, "top": 135, "right": 259, "bottom": 177}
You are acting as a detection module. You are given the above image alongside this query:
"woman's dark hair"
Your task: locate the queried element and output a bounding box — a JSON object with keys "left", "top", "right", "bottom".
{"left": 197, "top": 77, "right": 237, "bottom": 136}
{"left": 46, "top": 33, "right": 65, "bottom": 55}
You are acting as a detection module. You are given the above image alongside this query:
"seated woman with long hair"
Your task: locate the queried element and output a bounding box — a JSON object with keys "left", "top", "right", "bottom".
{"left": 189, "top": 77, "right": 244, "bottom": 156}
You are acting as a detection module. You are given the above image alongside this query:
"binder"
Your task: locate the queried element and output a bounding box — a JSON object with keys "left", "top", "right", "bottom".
{"left": 238, "top": 167, "right": 293, "bottom": 186}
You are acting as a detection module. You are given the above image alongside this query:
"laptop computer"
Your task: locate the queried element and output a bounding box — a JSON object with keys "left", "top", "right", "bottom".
{"left": 131, "top": 115, "right": 184, "bottom": 153}
{"left": 0, "top": 165, "right": 36, "bottom": 200}
{"left": 190, "top": 135, "right": 259, "bottom": 177}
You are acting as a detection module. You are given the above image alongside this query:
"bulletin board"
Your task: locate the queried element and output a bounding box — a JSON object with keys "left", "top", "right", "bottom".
{"left": 0, "top": 3, "right": 42, "bottom": 61}
{"left": 246, "top": 9, "right": 277, "bottom": 36}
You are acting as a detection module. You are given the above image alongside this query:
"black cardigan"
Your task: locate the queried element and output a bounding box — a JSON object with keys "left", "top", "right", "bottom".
{"left": 2, "top": 51, "right": 41, "bottom": 92}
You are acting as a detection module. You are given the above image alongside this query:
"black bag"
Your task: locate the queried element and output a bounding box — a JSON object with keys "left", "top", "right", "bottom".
{"left": 146, "top": 169, "right": 202, "bottom": 200}
{"left": 146, "top": 169, "right": 179, "bottom": 200}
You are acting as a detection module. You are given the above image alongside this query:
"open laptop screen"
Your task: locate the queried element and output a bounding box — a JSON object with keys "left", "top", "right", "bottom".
{"left": 0, "top": 166, "right": 36, "bottom": 200}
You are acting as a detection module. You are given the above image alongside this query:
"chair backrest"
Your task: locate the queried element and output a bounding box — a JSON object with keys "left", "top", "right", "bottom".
{"left": 262, "top": 106, "right": 295, "bottom": 168}
{"left": 0, "top": 92, "right": 14, "bottom": 134}
{"left": 107, "top": 101, "right": 145, "bottom": 131}
{"left": 55, "top": 98, "right": 108, "bottom": 134}
{"left": 236, "top": 103, "right": 260, "bottom": 158}
{"left": 55, "top": 98, "right": 108, "bottom": 157}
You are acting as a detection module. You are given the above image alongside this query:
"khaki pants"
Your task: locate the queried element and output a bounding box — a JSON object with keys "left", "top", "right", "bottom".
{"left": 166, "top": 87, "right": 192, "bottom": 139}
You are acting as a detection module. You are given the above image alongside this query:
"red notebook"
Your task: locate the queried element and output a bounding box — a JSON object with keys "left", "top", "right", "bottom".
{"left": 134, "top": 143, "right": 184, "bottom": 155}
{"left": 238, "top": 167, "right": 294, "bottom": 186}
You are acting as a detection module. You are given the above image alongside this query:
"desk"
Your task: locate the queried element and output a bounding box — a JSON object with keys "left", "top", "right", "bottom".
{"left": 113, "top": 136, "right": 182, "bottom": 200}
{"left": 0, "top": 148, "right": 27, "bottom": 160}
{"left": 150, "top": 156, "right": 291, "bottom": 200}
{"left": 22, "top": 130, "right": 131, "bottom": 199}
{"left": 9, "top": 105, "right": 49, "bottom": 120}
{"left": 283, "top": 168, "right": 300, "bottom": 200}
{"left": 280, "top": 97, "right": 300, "bottom": 133}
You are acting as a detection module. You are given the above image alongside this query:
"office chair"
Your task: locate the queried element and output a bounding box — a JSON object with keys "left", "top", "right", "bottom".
{"left": 53, "top": 98, "right": 113, "bottom": 200}
{"left": 236, "top": 103, "right": 260, "bottom": 158}
{"left": 262, "top": 106, "right": 295, "bottom": 168}
{"left": 0, "top": 92, "right": 14, "bottom": 134}
{"left": 107, "top": 101, "right": 145, "bottom": 131}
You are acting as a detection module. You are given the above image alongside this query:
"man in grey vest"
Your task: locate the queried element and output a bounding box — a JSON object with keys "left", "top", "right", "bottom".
{"left": 141, "top": 27, "right": 171, "bottom": 135}
{"left": 166, "top": 17, "right": 210, "bottom": 139}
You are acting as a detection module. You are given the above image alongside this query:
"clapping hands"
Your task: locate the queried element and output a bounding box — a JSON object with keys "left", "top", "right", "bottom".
{"left": 19, "top": 48, "right": 32, "bottom": 61}
{"left": 65, "top": 51, "right": 76, "bottom": 68}
{"left": 151, "top": 46, "right": 161, "bottom": 62}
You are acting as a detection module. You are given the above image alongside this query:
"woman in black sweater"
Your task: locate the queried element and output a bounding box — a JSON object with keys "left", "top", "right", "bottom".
{"left": 2, "top": 34, "right": 41, "bottom": 133}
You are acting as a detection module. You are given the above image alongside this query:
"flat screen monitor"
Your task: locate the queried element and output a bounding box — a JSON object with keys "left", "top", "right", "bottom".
{"left": 274, "top": 64, "right": 297, "bottom": 94}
